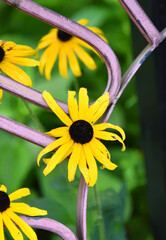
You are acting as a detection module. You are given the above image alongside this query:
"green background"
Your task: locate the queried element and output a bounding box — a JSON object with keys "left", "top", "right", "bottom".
{"left": 0, "top": 0, "right": 153, "bottom": 239}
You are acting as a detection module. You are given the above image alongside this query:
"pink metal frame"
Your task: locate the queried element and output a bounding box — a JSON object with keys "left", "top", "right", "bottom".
{"left": 0, "top": 0, "right": 165, "bottom": 239}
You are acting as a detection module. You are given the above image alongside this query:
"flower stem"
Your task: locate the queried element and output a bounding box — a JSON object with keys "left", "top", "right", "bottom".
{"left": 93, "top": 185, "right": 106, "bottom": 240}
{"left": 22, "top": 99, "right": 44, "bottom": 132}
{"left": 73, "top": 77, "right": 79, "bottom": 93}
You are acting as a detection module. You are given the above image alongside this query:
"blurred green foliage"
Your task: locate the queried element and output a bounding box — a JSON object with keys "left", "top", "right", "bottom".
{"left": 0, "top": 0, "right": 153, "bottom": 239}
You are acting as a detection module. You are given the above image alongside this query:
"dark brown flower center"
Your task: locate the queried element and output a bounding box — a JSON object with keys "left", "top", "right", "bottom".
{"left": 0, "top": 191, "right": 10, "bottom": 212}
{"left": 0, "top": 47, "right": 5, "bottom": 62}
{"left": 57, "top": 30, "right": 73, "bottom": 42}
{"left": 69, "top": 120, "right": 93, "bottom": 144}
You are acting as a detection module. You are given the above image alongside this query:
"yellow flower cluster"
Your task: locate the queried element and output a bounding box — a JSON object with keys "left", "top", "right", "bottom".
{"left": 0, "top": 17, "right": 126, "bottom": 240}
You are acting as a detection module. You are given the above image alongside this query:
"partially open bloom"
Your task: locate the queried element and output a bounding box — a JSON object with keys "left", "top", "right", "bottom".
{"left": 0, "top": 184, "right": 47, "bottom": 240}
{"left": 37, "top": 19, "right": 107, "bottom": 80}
{"left": 0, "top": 40, "right": 39, "bottom": 102}
{"left": 37, "top": 88, "right": 126, "bottom": 187}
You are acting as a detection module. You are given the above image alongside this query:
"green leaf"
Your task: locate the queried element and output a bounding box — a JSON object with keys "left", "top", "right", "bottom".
{"left": 91, "top": 185, "right": 128, "bottom": 240}
{"left": 0, "top": 132, "right": 37, "bottom": 193}
{"left": 72, "top": 6, "right": 111, "bottom": 26}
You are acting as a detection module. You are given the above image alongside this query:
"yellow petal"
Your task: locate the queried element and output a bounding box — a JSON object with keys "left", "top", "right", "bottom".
{"left": 43, "top": 149, "right": 73, "bottom": 165}
{"left": 0, "top": 61, "right": 32, "bottom": 87}
{"left": 9, "top": 188, "right": 30, "bottom": 202}
{"left": 43, "top": 143, "right": 73, "bottom": 166}
{"left": 2, "top": 41, "right": 15, "bottom": 51}
{"left": 88, "top": 26, "right": 104, "bottom": 35}
{"left": 43, "top": 139, "right": 73, "bottom": 176}
{"left": 78, "top": 88, "right": 89, "bottom": 119}
{"left": 38, "top": 38, "right": 54, "bottom": 50}
{"left": 46, "top": 126, "right": 69, "bottom": 138}
{"left": 10, "top": 202, "right": 47, "bottom": 216}
{"left": 44, "top": 42, "right": 60, "bottom": 80}
{"left": 0, "top": 185, "right": 7, "bottom": 192}
{"left": 58, "top": 46, "right": 68, "bottom": 78}
{"left": 38, "top": 34, "right": 55, "bottom": 50}
{"left": 6, "top": 48, "right": 37, "bottom": 57}
{"left": 37, "top": 135, "right": 70, "bottom": 166}
{"left": 6, "top": 209, "right": 37, "bottom": 240}
{"left": 94, "top": 130, "right": 126, "bottom": 151}
{"left": 74, "top": 44, "right": 97, "bottom": 71}
{"left": 83, "top": 144, "right": 98, "bottom": 187}
{"left": 78, "top": 147, "right": 89, "bottom": 185}
{"left": 67, "top": 47, "right": 82, "bottom": 77}
{"left": 0, "top": 40, "right": 4, "bottom": 47}
{"left": 77, "top": 25, "right": 108, "bottom": 56}
{"left": 68, "top": 143, "right": 81, "bottom": 182}
{"left": 90, "top": 139, "right": 117, "bottom": 170}
{"left": 77, "top": 19, "right": 89, "bottom": 25}
{"left": 4, "top": 42, "right": 37, "bottom": 57}
{"left": 64, "top": 142, "right": 75, "bottom": 158}
{"left": 0, "top": 89, "right": 3, "bottom": 103}
{"left": 5, "top": 56, "right": 39, "bottom": 67}
{"left": 90, "top": 98, "right": 109, "bottom": 124}
{"left": 11, "top": 44, "right": 37, "bottom": 55}
{"left": 94, "top": 123, "right": 126, "bottom": 141}
{"left": 68, "top": 90, "right": 79, "bottom": 121}
{"left": 61, "top": 143, "right": 74, "bottom": 163}
{"left": 3, "top": 211, "right": 23, "bottom": 240}
{"left": 38, "top": 29, "right": 57, "bottom": 49}
{"left": 91, "top": 137, "right": 110, "bottom": 160}
{"left": 85, "top": 92, "right": 109, "bottom": 124}
{"left": 37, "top": 141, "right": 59, "bottom": 166}
{"left": 39, "top": 44, "right": 53, "bottom": 75}
{"left": 42, "top": 90, "right": 72, "bottom": 126}
{"left": 43, "top": 158, "right": 50, "bottom": 165}
{"left": 0, "top": 214, "right": 4, "bottom": 240}
{"left": 77, "top": 39, "right": 94, "bottom": 52}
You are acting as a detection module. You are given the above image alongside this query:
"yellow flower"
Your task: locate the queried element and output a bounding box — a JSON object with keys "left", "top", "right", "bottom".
{"left": 0, "top": 40, "right": 39, "bottom": 102}
{"left": 0, "top": 185, "right": 47, "bottom": 240}
{"left": 38, "top": 88, "right": 126, "bottom": 187}
{"left": 37, "top": 19, "right": 108, "bottom": 80}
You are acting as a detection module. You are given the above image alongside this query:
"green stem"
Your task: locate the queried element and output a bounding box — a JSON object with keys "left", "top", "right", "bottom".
{"left": 93, "top": 184, "right": 106, "bottom": 240}
{"left": 22, "top": 99, "right": 44, "bottom": 132}
{"left": 73, "top": 76, "right": 79, "bottom": 93}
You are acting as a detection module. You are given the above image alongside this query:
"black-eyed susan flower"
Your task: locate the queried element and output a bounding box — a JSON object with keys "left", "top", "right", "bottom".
{"left": 0, "top": 40, "right": 39, "bottom": 100}
{"left": 37, "top": 19, "right": 107, "bottom": 80}
{"left": 0, "top": 184, "right": 47, "bottom": 240}
{"left": 37, "top": 88, "right": 126, "bottom": 187}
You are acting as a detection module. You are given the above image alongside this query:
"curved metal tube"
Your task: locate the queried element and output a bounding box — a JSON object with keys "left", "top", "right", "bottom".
{"left": 76, "top": 175, "right": 88, "bottom": 240}
{"left": 118, "top": 0, "right": 161, "bottom": 44}
{"left": 0, "top": 74, "right": 69, "bottom": 113}
{"left": 0, "top": 115, "right": 54, "bottom": 148}
{"left": 104, "top": 28, "right": 166, "bottom": 122}
{"left": 20, "top": 216, "right": 78, "bottom": 240}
